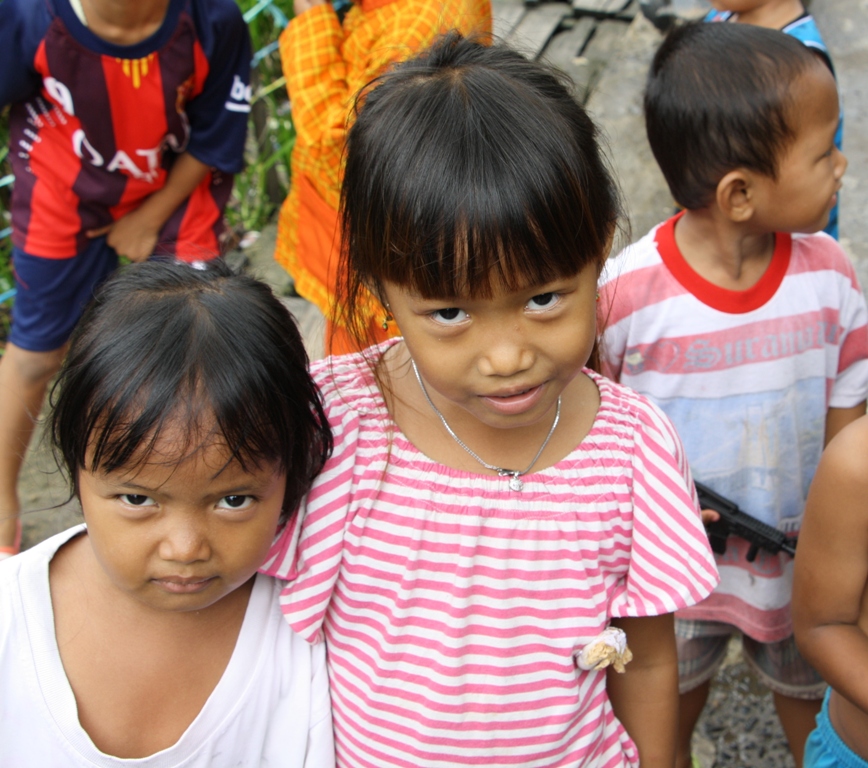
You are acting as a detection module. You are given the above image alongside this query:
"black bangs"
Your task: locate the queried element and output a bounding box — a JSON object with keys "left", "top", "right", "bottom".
{"left": 336, "top": 33, "right": 620, "bottom": 339}
{"left": 50, "top": 260, "right": 332, "bottom": 523}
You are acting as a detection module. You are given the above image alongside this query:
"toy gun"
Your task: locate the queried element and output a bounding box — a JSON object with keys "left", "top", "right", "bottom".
{"left": 695, "top": 481, "right": 797, "bottom": 563}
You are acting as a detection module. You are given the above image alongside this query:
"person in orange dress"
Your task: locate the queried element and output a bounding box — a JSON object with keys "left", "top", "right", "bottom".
{"left": 275, "top": 0, "right": 491, "bottom": 355}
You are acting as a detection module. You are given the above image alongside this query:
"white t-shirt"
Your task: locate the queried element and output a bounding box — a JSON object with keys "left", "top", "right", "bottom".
{"left": 0, "top": 525, "right": 335, "bottom": 767}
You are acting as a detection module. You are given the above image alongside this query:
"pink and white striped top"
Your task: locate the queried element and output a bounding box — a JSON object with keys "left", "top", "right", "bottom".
{"left": 262, "top": 344, "right": 719, "bottom": 767}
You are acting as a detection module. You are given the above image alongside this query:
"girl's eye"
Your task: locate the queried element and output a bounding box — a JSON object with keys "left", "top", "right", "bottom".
{"left": 527, "top": 292, "right": 559, "bottom": 311}
{"left": 218, "top": 495, "right": 254, "bottom": 510}
{"left": 120, "top": 494, "right": 156, "bottom": 507}
{"left": 430, "top": 307, "right": 468, "bottom": 325}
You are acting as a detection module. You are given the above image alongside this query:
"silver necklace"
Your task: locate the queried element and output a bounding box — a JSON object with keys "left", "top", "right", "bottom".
{"left": 411, "top": 359, "right": 561, "bottom": 491}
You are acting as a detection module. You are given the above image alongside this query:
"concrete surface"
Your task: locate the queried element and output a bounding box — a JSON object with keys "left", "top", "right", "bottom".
{"left": 812, "top": 0, "right": 868, "bottom": 287}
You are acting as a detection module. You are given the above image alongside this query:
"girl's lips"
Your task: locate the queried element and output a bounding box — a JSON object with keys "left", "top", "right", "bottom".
{"left": 152, "top": 576, "right": 216, "bottom": 594}
{"left": 480, "top": 384, "right": 545, "bottom": 415}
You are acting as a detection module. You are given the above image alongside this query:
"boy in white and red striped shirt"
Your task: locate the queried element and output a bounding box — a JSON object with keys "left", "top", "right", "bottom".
{"left": 600, "top": 21, "right": 868, "bottom": 768}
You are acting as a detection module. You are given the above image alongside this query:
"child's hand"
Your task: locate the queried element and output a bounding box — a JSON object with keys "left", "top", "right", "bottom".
{"left": 700, "top": 507, "right": 720, "bottom": 525}
{"left": 86, "top": 153, "right": 210, "bottom": 262}
{"left": 87, "top": 211, "right": 159, "bottom": 263}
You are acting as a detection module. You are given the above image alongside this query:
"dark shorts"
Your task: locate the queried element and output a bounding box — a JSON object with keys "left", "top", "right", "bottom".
{"left": 10, "top": 239, "right": 118, "bottom": 352}
{"left": 676, "top": 618, "right": 826, "bottom": 699}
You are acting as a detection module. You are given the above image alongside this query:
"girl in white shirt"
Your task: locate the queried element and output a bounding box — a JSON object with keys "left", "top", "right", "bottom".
{"left": 0, "top": 259, "right": 335, "bottom": 767}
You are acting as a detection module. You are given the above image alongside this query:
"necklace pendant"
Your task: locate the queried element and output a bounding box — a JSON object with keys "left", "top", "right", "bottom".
{"left": 508, "top": 474, "right": 524, "bottom": 492}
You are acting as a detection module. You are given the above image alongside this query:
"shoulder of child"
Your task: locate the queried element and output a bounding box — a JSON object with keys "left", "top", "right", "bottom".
{"left": 598, "top": 219, "right": 671, "bottom": 319}
{"left": 263, "top": 584, "right": 333, "bottom": 731}
{"left": 311, "top": 344, "right": 394, "bottom": 410}
{"left": 0, "top": 526, "right": 85, "bottom": 641}
{"left": 312, "top": 352, "right": 370, "bottom": 399}
{"left": 306, "top": 350, "right": 389, "bottom": 456}
{"left": 0, "top": 0, "right": 52, "bottom": 98}
{"left": 819, "top": 415, "right": 868, "bottom": 488}
{"left": 609, "top": 221, "right": 666, "bottom": 269}
{"left": 790, "top": 231, "right": 861, "bottom": 284}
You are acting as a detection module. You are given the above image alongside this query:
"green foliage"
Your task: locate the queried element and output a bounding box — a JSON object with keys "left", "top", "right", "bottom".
{"left": 0, "top": 2, "right": 295, "bottom": 342}
{"left": 227, "top": 0, "right": 296, "bottom": 236}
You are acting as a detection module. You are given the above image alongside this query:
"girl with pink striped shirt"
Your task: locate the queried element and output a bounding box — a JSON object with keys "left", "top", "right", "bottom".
{"left": 262, "top": 33, "right": 719, "bottom": 768}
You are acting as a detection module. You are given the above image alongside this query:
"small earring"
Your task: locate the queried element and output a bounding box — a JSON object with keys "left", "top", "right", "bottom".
{"left": 595, "top": 293, "right": 601, "bottom": 302}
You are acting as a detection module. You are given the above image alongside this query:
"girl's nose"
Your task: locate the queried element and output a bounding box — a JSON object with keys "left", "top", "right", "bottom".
{"left": 477, "top": 334, "right": 534, "bottom": 377}
{"left": 159, "top": 517, "right": 210, "bottom": 563}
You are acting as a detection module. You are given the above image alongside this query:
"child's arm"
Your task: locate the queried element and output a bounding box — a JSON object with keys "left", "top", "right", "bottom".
{"left": 279, "top": 3, "right": 392, "bottom": 210}
{"left": 793, "top": 416, "right": 868, "bottom": 715}
{"left": 607, "top": 614, "right": 678, "bottom": 767}
{"left": 86, "top": 154, "right": 209, "bottom": 262}
{"left": 825, "top": 403, "right": 867, "bottom": 446}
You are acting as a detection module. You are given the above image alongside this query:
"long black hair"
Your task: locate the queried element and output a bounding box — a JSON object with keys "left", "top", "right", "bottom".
{"left": 336, "top": 32, "right": 622, "bottom": 353}
{"left": 50, "top": 259, "right": 332, "bottom": 523}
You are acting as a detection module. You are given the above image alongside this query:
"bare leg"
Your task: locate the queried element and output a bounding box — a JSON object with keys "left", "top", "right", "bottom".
{"left": 773, "top": 692, "right": 821, "bottom": 768}
{"left": 0, "top": 343, "right": 66, "bottom": 550}
{"left": 675, "top": 679, "right": 711, "bottom": 768}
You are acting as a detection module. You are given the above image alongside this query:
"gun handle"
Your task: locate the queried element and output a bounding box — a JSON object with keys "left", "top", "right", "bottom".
{"left": 708, "top": 532, "right": 728, "bottom": 556}
{"left": 746, "top": 544, "right": 760, "bottom": 562}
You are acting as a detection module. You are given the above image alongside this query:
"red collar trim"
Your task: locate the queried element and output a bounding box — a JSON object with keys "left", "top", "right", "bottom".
{"left": 655, "top": 212, "right": 791, "bottom": 314}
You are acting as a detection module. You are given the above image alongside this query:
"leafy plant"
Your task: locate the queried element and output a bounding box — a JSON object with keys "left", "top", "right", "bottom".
{"left": 227, "top": 0, "right": 296, "bottom": 236}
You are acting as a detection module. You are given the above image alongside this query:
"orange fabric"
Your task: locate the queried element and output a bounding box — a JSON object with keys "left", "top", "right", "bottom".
{"left": 296, "top": 173, "right": 342, "bottom": 299}
{"left": 327, "top": 317, "right": 393, "bottom": 356}
{"left": 274, "top": 0, "right": 492, "bottom": 352}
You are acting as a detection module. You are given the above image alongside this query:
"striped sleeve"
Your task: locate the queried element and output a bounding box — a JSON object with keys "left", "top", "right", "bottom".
{"left": 821, "top": 240, "right": 868, "bottom": 407}
{"left": 597, "top": 229, "right": 665, "bottom": 383}
{"left": 260, "top": 398, "right": 361, "bottom": 644}
{"left": 607, "top": 397, "right": 719, "bottom": 617}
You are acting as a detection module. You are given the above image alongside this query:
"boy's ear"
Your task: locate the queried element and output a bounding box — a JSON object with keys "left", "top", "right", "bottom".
{"left": 715, "top": 170, "right": 755, "bottom": 223}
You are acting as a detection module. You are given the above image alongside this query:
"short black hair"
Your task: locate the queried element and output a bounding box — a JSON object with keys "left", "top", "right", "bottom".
{"left": 337, "top": 32, "right": 621, "bottom": 349}
{"left": 50, "top": 260, "right": 332, "bottom": 523}
{"left": 645, "top": 21, "right": 823, "bottom": 209}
